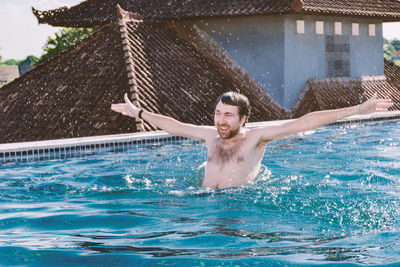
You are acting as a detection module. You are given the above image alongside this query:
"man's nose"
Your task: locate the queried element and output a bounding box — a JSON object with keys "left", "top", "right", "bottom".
{"left": 217, "top": 116, "right": 227, "bottom": 124}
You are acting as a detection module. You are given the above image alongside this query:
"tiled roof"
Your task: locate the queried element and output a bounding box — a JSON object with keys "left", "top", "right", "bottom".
{"left": 291, "top": 75, "right": 400, "bottom": 118}
{"left": 32, "top": 0, "right": 400, "bottom": 27}
{"left": 391, "top": 49, "right": 400, "bottom": 58}
{"left": 0, "top": 15, "right": 285, "bottom": 143}
{"left": 385, "top": 59, "right": 400, "bottom": 88}
{"left": 0, "top": 23, "right": 130, "bottom": 143}
{"left": 301, "top": 0, "right": 400, "bottom": 19}
{"left": 0, "top": 66, "right": 19, "bottom": 82}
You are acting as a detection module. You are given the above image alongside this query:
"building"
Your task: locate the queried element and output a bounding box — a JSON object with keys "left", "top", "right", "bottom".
{"left": 33, "top": 0, "right": 400, "bottom": 108}
{"left": 1, "top": 0, "right": 400, "bottom": 143}
{"left": 391, "top": 50, "right": 400, "bottom": 62}
{"left": 0, "top": 65, "right": 19, "bottom": 86}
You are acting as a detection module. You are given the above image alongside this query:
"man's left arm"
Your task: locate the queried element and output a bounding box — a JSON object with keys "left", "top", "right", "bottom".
{"left": 256, "top": 93, "right": 393, "bottom": 143}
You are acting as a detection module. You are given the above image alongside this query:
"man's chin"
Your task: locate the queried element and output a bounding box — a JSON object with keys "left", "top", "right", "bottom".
{"left": 219, "top": 134, "right": 230, "bottom": 139}
{"left": 218, "top": 130, "right": 237, "bottom": 139}
{"left": 217, "top": 130, "right": 229, "bottom": 139}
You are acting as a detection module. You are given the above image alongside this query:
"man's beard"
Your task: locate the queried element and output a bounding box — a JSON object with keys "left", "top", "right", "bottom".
{"left": 217, "top": 124, "right": 240, "bottom": 139}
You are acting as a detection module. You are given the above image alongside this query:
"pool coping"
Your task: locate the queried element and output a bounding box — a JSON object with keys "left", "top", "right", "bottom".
{"left": 1, "top": 111, "right": 400, "bottom": 161}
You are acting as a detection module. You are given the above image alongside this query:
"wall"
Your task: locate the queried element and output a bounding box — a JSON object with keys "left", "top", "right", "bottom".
{"left": 283, "top": 15, "right": 326, "bottom": 108}
{"left": 195, "top": 16, "right": 286, "bottom": 105}
{"left": 349, "top": 18, "right": 383, "bottom": 77}
{"left": 195, "top": 15, "right": 383, "bottom": 109}
{"left": 284, "top": 15, "right": 383, "bottom": 107}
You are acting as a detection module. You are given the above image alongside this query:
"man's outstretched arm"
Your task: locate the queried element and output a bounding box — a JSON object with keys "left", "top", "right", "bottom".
{"left": 256, "top": 93, "right": 394, "bottom": 142}
{"left": 111, "top": 93, "right": 214, "bottom": 142}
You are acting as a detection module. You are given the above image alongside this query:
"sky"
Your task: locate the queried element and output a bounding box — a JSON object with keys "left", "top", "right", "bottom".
{"left": 1, "top": 0, "right": 400, "bottom": 61}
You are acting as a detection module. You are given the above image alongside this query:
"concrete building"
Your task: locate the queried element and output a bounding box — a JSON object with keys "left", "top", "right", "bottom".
{"left": 32, "top": 0, "right": 400, "bottom": 109}
{"left": 391, "top": 49, "right": 400, "bottom": 62}
{"left": 196, "top": 16, "right": 384, "bottom": 107}
{"left": 0, "top": 65, "right": 19, "bottom": 86}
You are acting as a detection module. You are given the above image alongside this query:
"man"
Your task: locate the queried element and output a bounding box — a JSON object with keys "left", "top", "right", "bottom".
{"left": 111, "top": 92, "right": 393, "bottom": 189}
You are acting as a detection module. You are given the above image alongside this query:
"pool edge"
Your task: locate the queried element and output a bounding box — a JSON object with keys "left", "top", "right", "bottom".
{"left": 1, "top": 111, "right": 400, "bottom": 159}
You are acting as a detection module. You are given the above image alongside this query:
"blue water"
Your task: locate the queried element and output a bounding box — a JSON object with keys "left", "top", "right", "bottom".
{"left": 2, "top": 120, "right": 400, "bottom": 266}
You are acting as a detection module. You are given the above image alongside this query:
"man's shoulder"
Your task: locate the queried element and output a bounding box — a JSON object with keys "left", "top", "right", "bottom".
{"left": 245, "top": 126, "right": 274, "bottom": 145}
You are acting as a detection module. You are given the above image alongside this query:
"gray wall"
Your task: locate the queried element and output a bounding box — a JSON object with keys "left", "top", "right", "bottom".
{"left": 283, "top": 16, "right": 326, "bottom": 108}
{"left": 195, "top": 16, "right": 286, "bottom": 105}
{"left": 349, "top": 19, "right": 383, "bottom": 77}
{"left": 195, "top": 15, "right": 383, "bottom": 109}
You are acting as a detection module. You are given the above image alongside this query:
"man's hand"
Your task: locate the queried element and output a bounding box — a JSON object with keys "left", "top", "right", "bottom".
{"left": 111, "top": 93, "right": 140, "bottom": 118}
{"left": 358, "top": 93, "right": 394, "bottom": 115}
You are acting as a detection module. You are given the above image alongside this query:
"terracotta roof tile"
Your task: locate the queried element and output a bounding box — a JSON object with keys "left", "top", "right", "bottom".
{"left": 302, "top": 0, "right": 400, "bottom": 19}
{"left": 33, "top": 0, "right": 400, "bottom": 27}
{"left": 120, "top": 18, "right": 286, "bottom": 131}
{"left": 0, "top": 23, "right": 134, "bottom": 143}
{"left": 385, "top": 59, "right": 400, "bottom": 88}
{"left": 0, "top": 16, "right": 285, "bottom": 143}
{"left": 292, "top": 75, "right": 400, "bottom": 117}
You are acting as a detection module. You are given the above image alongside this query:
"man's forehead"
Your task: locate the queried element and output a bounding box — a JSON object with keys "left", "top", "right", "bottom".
{"left": 215, "top": 101, "right": 239, "bottom": 114}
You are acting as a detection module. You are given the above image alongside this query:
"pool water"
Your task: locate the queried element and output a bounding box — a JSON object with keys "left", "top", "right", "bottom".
{"left": 2, "top": 120, "right": 400, "bottom": 266}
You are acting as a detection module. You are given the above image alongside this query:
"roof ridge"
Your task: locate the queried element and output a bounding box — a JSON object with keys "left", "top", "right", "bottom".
{"left": 116, "top": 4, "right": 144, "bottom": 22}
{"left": 291, "top": 77, "right": 315, "bottom": 112}
{"left": 361, "top": 75, "right": 387, "bottom": 81}
{"left": 291, "top": 0, "right": 304, "bottom": 12}
{"left": 117, "top": 8, "right": 144, "bottom": 131}
{"left": 32, "top": 0, "right": 400, "bottom": 27}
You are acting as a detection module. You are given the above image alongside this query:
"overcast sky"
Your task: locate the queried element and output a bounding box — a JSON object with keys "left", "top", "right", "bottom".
{"left": 1, "top": 0, "right": 400, "bottom": 61}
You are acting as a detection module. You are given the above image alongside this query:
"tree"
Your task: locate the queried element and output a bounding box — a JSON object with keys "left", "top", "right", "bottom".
{"left": 384, "top": 38, "right": 396, "bottom": 59}
{"left": 20, "top": 55, "right": 39, "bottom": 66}
{"left": 3, "top": 59, "right": 19, "bottom": 65}
{"left": 391, "top": 39, "right": 400, "bottom": 52}
{"left": 36, "top": 27, "right": 92, "bottom": 65}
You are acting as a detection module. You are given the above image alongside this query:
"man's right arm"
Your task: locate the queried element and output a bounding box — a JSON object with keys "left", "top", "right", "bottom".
{"left": 111, "top": 93, "right": 214, "bottom": 142}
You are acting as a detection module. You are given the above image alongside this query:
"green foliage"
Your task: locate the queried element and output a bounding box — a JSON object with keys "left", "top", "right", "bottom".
{"left": 395, "top": 60, "right": 400, "bottom": 67}
{"left": 19, "top": 55, "right": 39, "bottom": 66}
{"left": 3, "top": 59, "right": 19, "bottom": 65}
{"left": 391, "top": 39, "right": 400, "bottom": 51}
{"left": 36, "top": 28, "right": 92, "bottom": 66}
{"left": 0, "top": 56, "right": 38, "bottom": 67}
{"left": 384, "top": 38, "right": 397, "bottom": 59}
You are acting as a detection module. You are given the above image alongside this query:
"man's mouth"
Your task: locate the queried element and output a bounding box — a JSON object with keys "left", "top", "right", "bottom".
{"left": 218, "top": 125, "right": 229, "bottom": 132}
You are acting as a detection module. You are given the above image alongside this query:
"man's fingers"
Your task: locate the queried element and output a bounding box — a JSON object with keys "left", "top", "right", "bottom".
{"left": 111, "top": 104, "right": 123, "bottom": 110}
{"left": 111, "top": 103, "right": 128, "bottom": 113}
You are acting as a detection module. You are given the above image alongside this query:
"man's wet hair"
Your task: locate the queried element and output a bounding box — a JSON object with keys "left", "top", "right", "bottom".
{"left": 215, "top": 92, "right": 251, "bottom": 123}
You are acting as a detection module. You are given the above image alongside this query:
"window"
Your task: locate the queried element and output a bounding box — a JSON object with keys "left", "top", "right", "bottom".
{"left": 334, "top": 21, "right": 342, "bottom": 35}
{"left": 351, "top": 23, "right": 359, "bottom": 36}
{"left": 315, "top": 21, "right": 324, "bottom": 35}
{"left": 369, "top": 24, "right": 376, "bottom": 36}
{"left": 296, "top": 20, "right": 305, "bottom": 34}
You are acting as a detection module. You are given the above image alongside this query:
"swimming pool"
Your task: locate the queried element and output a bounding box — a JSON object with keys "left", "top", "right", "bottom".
{"left": 1, "top": 119, "right": 400, "bottom": 266}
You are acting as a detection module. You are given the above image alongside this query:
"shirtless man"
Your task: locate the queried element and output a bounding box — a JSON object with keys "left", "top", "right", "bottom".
{"left": 111, "top": 92, "right": 393, "bottom": 189}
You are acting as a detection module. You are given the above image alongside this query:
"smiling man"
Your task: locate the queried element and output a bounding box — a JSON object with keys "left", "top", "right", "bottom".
{"left": 111, "top": 92, "right": 393, "bottom": 189}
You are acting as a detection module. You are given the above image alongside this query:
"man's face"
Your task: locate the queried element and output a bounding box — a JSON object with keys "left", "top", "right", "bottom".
{"left": 214, "top": 101, "right": 245, "bottom": 139}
